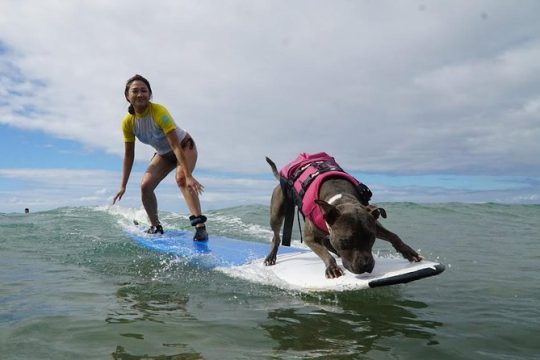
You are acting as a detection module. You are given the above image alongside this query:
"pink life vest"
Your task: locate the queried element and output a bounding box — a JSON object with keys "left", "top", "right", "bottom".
{"left": 279, "top": 152, "right": 362, "bottom": 233}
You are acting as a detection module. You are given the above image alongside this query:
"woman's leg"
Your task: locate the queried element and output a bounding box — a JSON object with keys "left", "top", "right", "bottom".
{"left": 175, "top": 143, "right": 203, "bottom": 219}
{"left": 176, "top": 140, "right": 207, "bottom": 240}
{"left": 141, "top": 155, "right": 175, "bottom": 227}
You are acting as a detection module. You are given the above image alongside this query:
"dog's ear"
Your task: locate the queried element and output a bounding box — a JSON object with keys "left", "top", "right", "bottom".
{"left": 366, "top": 205, "right": 387, "bottom": 219}
{"left": 315, "top": 199, "right": 341, "bottom": 225}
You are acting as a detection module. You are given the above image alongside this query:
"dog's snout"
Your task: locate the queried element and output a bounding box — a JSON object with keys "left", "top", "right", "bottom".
{"left": 363, "top": 258, "right": 375, "bottom": 273}
{"left": 343, "top": 253, "right": 375, "bottom": 274}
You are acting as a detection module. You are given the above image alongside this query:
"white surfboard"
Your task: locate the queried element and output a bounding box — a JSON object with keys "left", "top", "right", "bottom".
{"left": 126, "top": 226, "right": 444, "bottom": 292}
{"left": 221, "top": 251, "right": 444, "bottom": 292}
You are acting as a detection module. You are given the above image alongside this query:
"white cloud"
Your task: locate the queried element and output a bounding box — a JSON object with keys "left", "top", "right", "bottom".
{"left": 1, "top": 1, "right": 540, "bottom": 196}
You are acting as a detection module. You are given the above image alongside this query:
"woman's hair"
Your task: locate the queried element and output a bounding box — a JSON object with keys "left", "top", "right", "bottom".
{"left": 124, "top": 74, "right": 152, "bottom": 114}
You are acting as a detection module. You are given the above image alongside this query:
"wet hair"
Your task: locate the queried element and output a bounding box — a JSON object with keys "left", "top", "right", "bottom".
{"left": 124, "top": 74, "right": 153, "bottom": 114}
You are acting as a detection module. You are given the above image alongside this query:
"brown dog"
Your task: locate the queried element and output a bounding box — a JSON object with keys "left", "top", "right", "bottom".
{"left": 264, "top": 157, "right": 422, "bottom": 279}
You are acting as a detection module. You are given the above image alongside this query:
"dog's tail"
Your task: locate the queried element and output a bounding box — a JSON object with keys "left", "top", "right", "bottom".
{"left": 265, "top": 157, "right": 280, "bottom": 180}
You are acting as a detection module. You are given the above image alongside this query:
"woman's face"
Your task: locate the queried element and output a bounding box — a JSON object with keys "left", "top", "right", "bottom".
{"left": 126, "top": 80, "right": 151, "bottom": 111}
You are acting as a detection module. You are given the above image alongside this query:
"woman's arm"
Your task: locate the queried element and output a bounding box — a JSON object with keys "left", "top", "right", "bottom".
{"left": 166, "top": 132, "right": 204, "bottom": 195}
{"left": 113, "top": 142, "right": 135, "bottom": 203}
{"left": 167, "top": 132, "right": 191, "bottom": 176}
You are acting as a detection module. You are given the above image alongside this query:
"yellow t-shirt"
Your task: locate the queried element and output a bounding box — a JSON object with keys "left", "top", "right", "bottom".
{"left": 121, "top": 102, "right": 187, "bottom": 154}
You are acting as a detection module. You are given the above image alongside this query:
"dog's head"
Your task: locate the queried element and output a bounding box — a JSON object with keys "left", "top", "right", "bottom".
{"left": 315, "top": 200, "right": 387, "bottom": 274}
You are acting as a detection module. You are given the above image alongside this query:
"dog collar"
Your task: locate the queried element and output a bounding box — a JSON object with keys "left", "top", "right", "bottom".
{"left": 327, "top": 194, "right": 343, "bottom": 204}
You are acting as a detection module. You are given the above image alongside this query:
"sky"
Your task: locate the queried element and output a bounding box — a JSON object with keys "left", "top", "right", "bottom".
{"left": 1, "top": 0, "right": 540, "bottom": 213}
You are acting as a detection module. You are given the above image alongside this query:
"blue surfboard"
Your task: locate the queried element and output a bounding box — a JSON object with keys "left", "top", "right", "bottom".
{"left": 127, "top": 228, "right": 304, "bottom": 268}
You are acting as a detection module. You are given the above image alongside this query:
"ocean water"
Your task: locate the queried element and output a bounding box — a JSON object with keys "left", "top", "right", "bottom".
{"left": 1, "top": 203, "right": 539, "bottom": 360}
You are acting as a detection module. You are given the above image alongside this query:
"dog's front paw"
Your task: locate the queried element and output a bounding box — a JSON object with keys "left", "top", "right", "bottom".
{"left": 264, "top": 255, "right": 277, "bottom": 266}
{"left": 396, "top": 243, "right": 423, "bottom": 262}
{"left": 325, "top": 264, "right": 344, "bottom": 279}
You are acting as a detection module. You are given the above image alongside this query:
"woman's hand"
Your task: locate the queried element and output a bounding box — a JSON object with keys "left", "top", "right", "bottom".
{"left": 113, "top": 187, "right": 126, "bottom": 204}
{"left": 185, "top": 175, "right": 204, "bottom": 195}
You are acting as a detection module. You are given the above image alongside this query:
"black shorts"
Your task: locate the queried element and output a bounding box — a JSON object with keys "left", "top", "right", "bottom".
{"left": 155, "top": 136, "right": 195, "bottom": 165}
